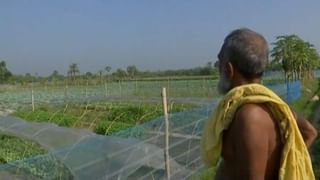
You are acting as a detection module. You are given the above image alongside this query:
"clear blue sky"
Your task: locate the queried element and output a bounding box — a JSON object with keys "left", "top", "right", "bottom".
{"left": 1, "top": 0, "right": 320, "bottom": 76}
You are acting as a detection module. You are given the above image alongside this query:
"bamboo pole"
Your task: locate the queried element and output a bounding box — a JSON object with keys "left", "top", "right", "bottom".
{"left": 104, "top": 81, "right": 108, "bottom": 98}
{"left": 119, "top": 80, "right": 122, "bottom": 97}
{"left": 31, "top": 82, "right": 35, "bottom": 112}
{"left": 135, "top": 79, "right": 138, "bottom": 93}
{"left": 64, "top": 80, "right": 68, "bottom": 104}
{"left": 161, "top": 87, "right": 170, "bottom": 180}
{"left": 45, "top": 80, "right": 47, "bottom": 91}
{"left": 85, "top": 80, "right": 89, "bottom": 99}
{"left": 202, "top": 77, "right": 206, "bottom": 97}
{"left": 167, "top": 78, "right": 170, "bottom": 98}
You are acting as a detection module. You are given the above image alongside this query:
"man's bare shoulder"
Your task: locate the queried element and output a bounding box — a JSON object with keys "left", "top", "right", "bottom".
{"left": 234, "top": 103, "right": 274, "bottom": 128}
{"left": 229, "top": 103, "right": 275, "bottom": 140}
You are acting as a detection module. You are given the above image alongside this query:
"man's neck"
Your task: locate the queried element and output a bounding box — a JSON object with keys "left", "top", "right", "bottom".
{"left": 231, "top": 78, "right": 261, "bottom": 89}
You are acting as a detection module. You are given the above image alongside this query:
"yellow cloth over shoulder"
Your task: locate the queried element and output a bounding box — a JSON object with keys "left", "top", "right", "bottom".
{"left": 201, "top": 83, "right": 315, "bottom": 180}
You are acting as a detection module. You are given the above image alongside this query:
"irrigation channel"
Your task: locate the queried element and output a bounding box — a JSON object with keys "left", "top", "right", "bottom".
{"left": 0, "top": 83, "right": 287, "bottom": 179}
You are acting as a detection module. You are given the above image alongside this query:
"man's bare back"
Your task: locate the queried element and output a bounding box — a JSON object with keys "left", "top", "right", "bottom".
{"left": 215, "top": 103, "right": 283, "bottom": 180}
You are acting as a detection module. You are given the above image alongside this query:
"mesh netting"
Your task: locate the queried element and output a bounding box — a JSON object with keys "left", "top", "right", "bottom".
{"left": 0, "top": 83, "right": 288, "bottom": 179}
{"left": 0, "top": 106, "right": 209, "bottom": 179}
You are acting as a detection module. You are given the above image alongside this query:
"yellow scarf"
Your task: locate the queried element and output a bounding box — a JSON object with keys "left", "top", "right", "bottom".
{"left": 201, "top": 83, "right": 315, "bottom": 180}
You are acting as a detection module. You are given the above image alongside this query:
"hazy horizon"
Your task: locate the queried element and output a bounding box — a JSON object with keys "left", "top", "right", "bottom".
{"left": 1, "top": 0, "right": 320, "bottom": 76}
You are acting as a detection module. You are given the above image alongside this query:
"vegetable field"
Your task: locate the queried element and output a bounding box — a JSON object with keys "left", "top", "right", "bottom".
{"left": 0, "top": 77, "right": 297, "bottom": 179}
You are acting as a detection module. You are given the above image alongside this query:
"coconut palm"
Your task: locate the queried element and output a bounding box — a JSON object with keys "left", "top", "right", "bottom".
{"left": 126, "top": 65, "right": 138, "bottom": 79}
{"left": 68, "top": 63, "right": 80, "bottom": 82}
{"left": 105, "top": 66, "right": 112, "bottom": 74}
{"left": 104, "top": 66, "right": 112, "bottom": 81}
{"left": 98, "top": 70, "right": 104, "bottom": 84}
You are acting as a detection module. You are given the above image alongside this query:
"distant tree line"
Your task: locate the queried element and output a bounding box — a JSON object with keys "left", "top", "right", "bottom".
{"left": 1, "top": 34, "right": 320, "bottom": 85}
{"left": 65, "top": 62, "right": 218, "bottom": 82}
{"left": 0, "top": 61, "right": 218, "bottom": 85}
{"left": 110, "top": 62, "right": 218, "bottom": 79}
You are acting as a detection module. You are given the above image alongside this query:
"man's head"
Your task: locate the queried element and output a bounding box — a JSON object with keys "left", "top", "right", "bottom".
{"left": 217, "top": 28, "right": 269, "bottom": 94}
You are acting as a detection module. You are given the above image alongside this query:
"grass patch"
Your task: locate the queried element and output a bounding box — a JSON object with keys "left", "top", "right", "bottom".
{"left": 291, "top": 79, "right": 320, "bottom": 179}
{"left": 11, "top": 102, "right": 196, "bottom": 135}
{"left": 0, "top": 135, "right": 72, "bottom": 179}
{"left": 0, "top": 135, "right": 47, "bottom": 164}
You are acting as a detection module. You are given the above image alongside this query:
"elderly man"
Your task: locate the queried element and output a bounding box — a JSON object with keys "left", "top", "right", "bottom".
{"left": 201, "top": 28, "right": 318, "bottom": 180}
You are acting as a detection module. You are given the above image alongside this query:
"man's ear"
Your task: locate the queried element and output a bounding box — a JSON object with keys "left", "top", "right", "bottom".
{"left": 226, "top": 62, "right": 234, "bottom": 79}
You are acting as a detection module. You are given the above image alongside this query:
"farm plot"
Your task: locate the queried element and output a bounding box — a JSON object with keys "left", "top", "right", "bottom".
{"left": 0, "top": 78, "right": 284, "bottom": 111}
{"left": 0, "top": 79, "right": 219, "bottom": 112}
{"left": 0, "top": 78, "right": 288, "bottom": 179}
{"left": 11, "top": 102, "right": 195, "bottom": 135}
{"left": 0, "top": 103, "right": 211, "bottom": 179}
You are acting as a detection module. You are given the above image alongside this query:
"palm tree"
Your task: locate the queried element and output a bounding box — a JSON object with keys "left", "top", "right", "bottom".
{"left": 105, "top": 66, "right": 112, "bottom": 74}
{"left": 98, "top": 70, "right": 103, "bottom": 84}
{"left": 68, "top": 63, "right": 80, "bottom": 82}
{"left": 104, "top": 66, "right": 112, "bottom": 81}
{"left": 126, "top": 65, "right": 138, "bottom": 79}
{"left": 305, "top": 45, "right": 320, "bottom": 78}
{"left": 115, "top": 68, "right": 127, "bottom": 79}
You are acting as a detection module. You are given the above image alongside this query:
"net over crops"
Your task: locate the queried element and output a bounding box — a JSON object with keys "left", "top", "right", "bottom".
{"left": 0, "top": 83, "right": 289, "bottom": 179}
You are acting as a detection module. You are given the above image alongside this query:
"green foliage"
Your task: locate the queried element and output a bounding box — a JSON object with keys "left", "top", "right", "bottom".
{"left": 313, "top": 135, "right": 320, "bottom": 178}
{"left": 109, "top": 62, "right": 218, "bottom": 80}
{"left": 11, "top": 102, "right": 195, "bottom": 135}
{"left": 92, "top": 102, "right": 194, "bottom": 135}
{"left": 4, "top": 61, "right": 222, "bottom": 86}
{"left": 113, "top": 68, "right": 127, "bottom": 79}
{"left": 266, "top": 61, "right": 283, "bottom": 71}
{"left": 291, "top": 79, "right": 320, "bottom": 118}
{"left": 5, "top": 155, "right": 73, "bottom": 179}
{"left": 49, "top": 70, "right": 64, "bottom": 81}
{"left": 12, "top": 110, "right": 77, "bottom": 127}
{"left": 271, "top": 35, "right": 320, "bottom": 80}
{"left": 0, "top": 135, "right": 46, "bottom": 164}
{"left": 95, "top": 121, "right": 132, "bottom": 135}
{"left": 113, "top": 126, "right": 145, "bottom": 138}
{"left": 68, "top": 63, "right": 80, "bottom": 82}
{"left": 291, "top": 79, "right": 320, "bottom": 179}
{"left": 0, "top": 135, "right": 73, "bottom": 179}
{"left": 0, "top": 61, "right": 12, "bottom": 83}
{"left": 126, "top": 65, "right": 139, "bottom": 79}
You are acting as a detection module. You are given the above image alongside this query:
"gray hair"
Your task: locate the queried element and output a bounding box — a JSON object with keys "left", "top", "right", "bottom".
{"left": 220, "top": 28, "right": 269, "bottom": 79}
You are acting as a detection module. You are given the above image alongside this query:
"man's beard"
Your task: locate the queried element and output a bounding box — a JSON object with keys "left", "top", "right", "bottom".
{"left": 217, "top": 72, "right": 231, "bottom": 95}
